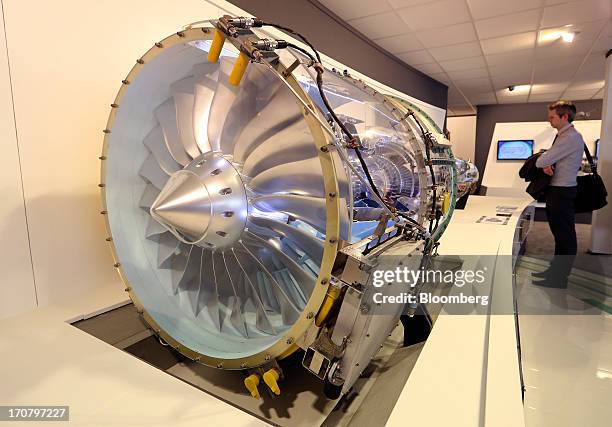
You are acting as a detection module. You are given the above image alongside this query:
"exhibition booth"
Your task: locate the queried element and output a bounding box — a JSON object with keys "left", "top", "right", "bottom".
{"left": 0, "top": 1, "right": 610, "bottom": 426}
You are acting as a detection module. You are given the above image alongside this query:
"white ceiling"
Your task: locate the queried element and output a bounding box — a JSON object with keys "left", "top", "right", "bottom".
{"left": 318, "top": 0, "right": 612, "bottom": 116}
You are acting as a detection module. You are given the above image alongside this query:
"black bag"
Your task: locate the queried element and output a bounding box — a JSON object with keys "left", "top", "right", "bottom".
{"left": 575, "top": 144, "right": 607, "bottom": 213}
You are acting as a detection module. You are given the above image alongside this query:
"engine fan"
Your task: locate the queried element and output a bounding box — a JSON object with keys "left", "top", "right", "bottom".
{"left": 100, "top": 15, "right": 458, "bottom": 399}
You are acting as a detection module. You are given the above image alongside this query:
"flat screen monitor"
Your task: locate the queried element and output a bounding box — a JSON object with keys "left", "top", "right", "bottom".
{"left": 497, "top": 140, "right": 534, "bottom": 160}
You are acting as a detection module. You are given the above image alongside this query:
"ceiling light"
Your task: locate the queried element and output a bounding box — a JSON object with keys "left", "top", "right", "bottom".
{"left": 506, "top": 85, "right": 530, "bottom": 94}
{"left": 561, "top": 31, "right": 575, "bottom": 43}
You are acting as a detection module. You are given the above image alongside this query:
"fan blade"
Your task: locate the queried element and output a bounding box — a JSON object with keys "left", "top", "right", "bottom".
{"left": 139, "top": 153, "right": 169, "bottom": 190}
{"left": 143, "top": 126, "right": 180, "bottom": 175}
{"left": 207, "top": 57, "right": 239, "bottom": 152}
{"left": 244, "top": 231, "right": 316, "bottom": 300}
{"left": 230, "top": 248, "right": 276, "bottom": 335}
{"left": 251, "top": 194, "right": 350, "bottom": 240}
{"left": 178, "top": 247, "right": 205, "bottom": 317}
{"left": 237, "top": 242, "right": 300, "bottom": 325}
{"left": 171, "top": 245, "right": 203, "bottom": 294}
{"left": 145, "top": 216, "right": 167, "bottom": 238}
{"left": 192, "top": 63, "right": 219, "bottom": 153}
{"left": 248, "top": 216, "right": 323, "bottom": 263}
{"left": 155, "top": 99, "right": 191, "bottom": 166}
{"left": 248, "top": 157, "right": 325, "bottom": 197}
{"left": 241, "top": 129, "right": 316, "bottom": 178}
{"left": 222, "top": 252, "right": 248, "bottom": 338}
{"left": 196, "top": 251, "right": 221, "bottom": 331}
{"left": 157, "top": 232, "right": 179, "bottom": 268}
{"left": 232, "top": 90, "right": 303, "bottom": 164}
{"left": 171, "top": 77, "right": 201, "bottom": 159}
{"left": 139, "top": 184, "right": 160, "bottom": 211}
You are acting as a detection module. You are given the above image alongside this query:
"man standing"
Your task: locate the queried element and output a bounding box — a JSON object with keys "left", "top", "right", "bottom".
{"left": 533, "top": 101, "right": 585, "bottom": 288}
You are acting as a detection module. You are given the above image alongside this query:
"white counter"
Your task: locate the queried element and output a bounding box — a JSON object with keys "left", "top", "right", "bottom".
{"left": 387, "top": 195, "right": 533, "bottom": 427}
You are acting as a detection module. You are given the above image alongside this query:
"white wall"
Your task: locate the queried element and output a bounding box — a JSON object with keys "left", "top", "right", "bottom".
{"left": 0, "top": 0, "right": 227, "bottom": 318}
{"left": 447, "top": 116, "right": 476, "bottom": 161}
{"left": 482, "top": 120, "right": 601, "bottom": 196}
{"left": 0, "top": 0, "right": 446, "bottom": 319}
{"left": 0, "top": 2, "right": 37, "bottom": 319}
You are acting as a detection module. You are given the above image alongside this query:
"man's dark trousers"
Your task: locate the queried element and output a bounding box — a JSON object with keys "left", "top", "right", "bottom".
{"left": 545, "top": 185, "right": 578, "bottom": 281}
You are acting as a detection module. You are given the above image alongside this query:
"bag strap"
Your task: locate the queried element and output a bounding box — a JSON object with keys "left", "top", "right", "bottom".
{"left": 584, "top": 143, "right": 598, "bottom": 174}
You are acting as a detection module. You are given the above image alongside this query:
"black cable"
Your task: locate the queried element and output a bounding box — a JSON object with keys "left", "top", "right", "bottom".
{"left": 285, "top": 42, "right": 316, "bottom": 65}
{"left": 262, "top": 21, "right": 426, "bottom": 234}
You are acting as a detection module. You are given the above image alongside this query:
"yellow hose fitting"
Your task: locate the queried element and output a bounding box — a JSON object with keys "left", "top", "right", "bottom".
{"left": 442, "top": 192, "right": 450, "bottom": 215}
{"left": 315, "top": 286, "right": 341, "bottom": 326}
{"left": 228, "top": 52, "right": 250, "bottom": 86}
{"left": 263, "top": 369, "right": 281, "bottom": 395}
{"left": 207, "top": 30, "right": 225, "bottom": 63}
{"left": 244, "top": 374, "right": 261, "bottom": 399}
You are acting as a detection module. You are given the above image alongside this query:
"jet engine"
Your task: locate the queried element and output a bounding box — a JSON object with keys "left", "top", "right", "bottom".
{"left": 100, "top": 15, "right": 460, "bottom": 399}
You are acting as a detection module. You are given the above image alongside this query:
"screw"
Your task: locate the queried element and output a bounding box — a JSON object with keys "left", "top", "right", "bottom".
{"left": 105, "top": 237, "right": 112, "bottom": 242}
{"left": 155, "top": 42, "right": 163, "bottom": 48}
{"left": 216, "top": 363, "right": 223, "bottom": 369}
{"left": 240, "top": 363, "right": 247, "bottom": 368}
{"left": 124, "top": 287, "right": 131, "bottom": 292}
{"left": 99, "top": 156, "right": 106, "bottom": 160}
{"left": 176, "top": 31, "right": 185, "bottom": 37}
{"left": 329, "top": 238, "right": 337, "bottom": 244}
{"left": 100, "top": 210, "right": 107, "bottom": 214}
{"left": 320, "top": 146, "right": 329, "bottom": 152}
{"left": 321, "top": 278, "right": 328, "bottom": 285}
{"left": 223, "top": 211, "right": 234, "bottom": 217}
{"left": 103, "top": 129, "right": 111, "bottom": 134}
{"left": 201, "top": 28, "right": 210, "bottom": 33}
{"left": 286, "top": 337, "right": 294, "bottom": 344}
{"left": 98, "top": 183, "right": 105, "bottom": 188}
{"left": 121, "top": 79, "right": 130, "bottom": 85}
{"left": 210, "top": 168, "right": 221, "bottom": 175}
{"left": 265, "top": 355, "right": 271, "bottom": 361}
{"left": 136, "top": 59, "right": 144, "bottom": 64}
{"left": 110, "top": 103, "right": 119, "bottom": 108}
{"left": 113, "top": 262, "right": 121, "bottom": 268}
{"left": 219, "top": 187, "right": 232, "bottom": 195}
{"left": 306, "top": 312, "right": 314, "bottom": 319}
{"left": 328, "top": 192, "right": 336, "bottom": 198}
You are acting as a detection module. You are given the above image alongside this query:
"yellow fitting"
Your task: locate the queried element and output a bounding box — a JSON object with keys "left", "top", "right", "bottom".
{"left": 442, "top": 192, "right": 450, "bottom": 215}
{"left": 315, "top": 286, "right": 341, "bottom": 326}
{"left": 207, "top": 30, "right": 225, "bottom": 63}
{"left": 263, "top": 369, "right": 281, "bottom": 395}
{"left": 244, "top": 374, "right": 261, "bottom": 399}
{"left": 228, "top": 52, "right": 250, "bottom": 86}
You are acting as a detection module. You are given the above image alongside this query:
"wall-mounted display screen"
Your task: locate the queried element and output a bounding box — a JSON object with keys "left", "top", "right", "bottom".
{"left": 497, "top": 140, "right": 534, "bottom": 160}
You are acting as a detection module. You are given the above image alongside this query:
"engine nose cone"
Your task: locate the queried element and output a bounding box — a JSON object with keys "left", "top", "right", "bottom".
{"left": 150, "top": 151, "right": 248, "bottom": 249}
{"left": 151, "top": 170, "right": 212, "bottom": 239}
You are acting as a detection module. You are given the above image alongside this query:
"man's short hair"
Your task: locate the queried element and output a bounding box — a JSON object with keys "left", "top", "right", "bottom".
{"left": 548, "top": 100, "right": 577, "bottom": 122}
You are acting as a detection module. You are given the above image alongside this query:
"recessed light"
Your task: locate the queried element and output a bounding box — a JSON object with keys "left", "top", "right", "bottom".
{"left": 561, "top": 32, "right": 575, "bottom": 43}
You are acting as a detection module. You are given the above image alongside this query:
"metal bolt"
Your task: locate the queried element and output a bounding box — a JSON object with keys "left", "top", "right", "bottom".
{"left": 265, "top": 355, "right": 271, "bottom": 361}
{"left": 216, "top": 363, "right": 223, "bottom": 369}
{"left": 222, "top": 211, "right": 234, "bottom": 217}
{"left": 176, "top": 31, "right": 185, "bottom": 37}
{"left": 328, "top": 192, "right": 336, "bottom": 198}
{"left": 136, "top": 59, "right": 144, "bottom": 64}
{"left": 121, "top": 79, "right": 130, "bottom": 85}
{"left": 195, "top": 356, "right": 202, "bottom": 362}
{"left": 201, "top": 28, "right": 210, "bottom": 33}
{"left": 110, "top": 103, "right": 119, "bottom": 108}
{"left": 103, "top": 129, "right": 111, "bottom": 134}
{"left": 329, "top": 238, "right": 337, "bottom": 244}
{"left": 320, "top": 146, "right": 329, "bottom": 153}
{"left": 113, "top": 262, "right": 121, "bottom": 268}
{"left": 105, "top": 237, "right": 112, "bottom": 242}
{"left": 155, "top": 42, "right": 163, "bottom": 48}
{"left": 355, "top": 363, "right": 360, "bottom": 367}
{"left": 240, "top": 363, "right": 247, "bottom": 369}
{"left": 99, "top": 156, "right": 107, "bottom": 160}
{"left": 321, "top": 278, "right": 328, "bottom": 285}
{"left": 210, "top": 168, "right": 221, "bottom": 175}
{"left": 216, "top": 231, "right": 227, "bottom": 237}
{"left": 100, "top": 210, "right": 107, "bottom": 214}
{"left": 98, "top": 183, "right": 105, "bottom": 188}
{"left": 306, "top": 312, "right": 314, "bottom": 319}
{"left": 124, "top": 287, "right": 131, "bottom": 292}
{"left": 286, "top": 337, "right": 294, "bottom": 345}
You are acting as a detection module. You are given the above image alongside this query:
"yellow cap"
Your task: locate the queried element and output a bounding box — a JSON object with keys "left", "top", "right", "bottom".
{"left": 244, "top": 374, "right": 260, "bottom": 399}
{"left": 263, "top": 369, "right": 281, "bottom": 395}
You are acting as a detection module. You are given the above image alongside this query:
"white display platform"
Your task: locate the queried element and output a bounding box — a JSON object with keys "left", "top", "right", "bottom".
{"left": 388, "top": 195, "right": 533, "bottom": 427}
{"left": 0, "top": 285, "right": 264, "bottom": 426}
{"left": 0, "top": 195, "right": 532, "bottom": 426}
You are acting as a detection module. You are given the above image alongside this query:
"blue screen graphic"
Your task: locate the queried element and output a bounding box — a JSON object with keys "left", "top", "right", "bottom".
{"left": 497, "top": 140, "right": 534, "bottom": 160}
